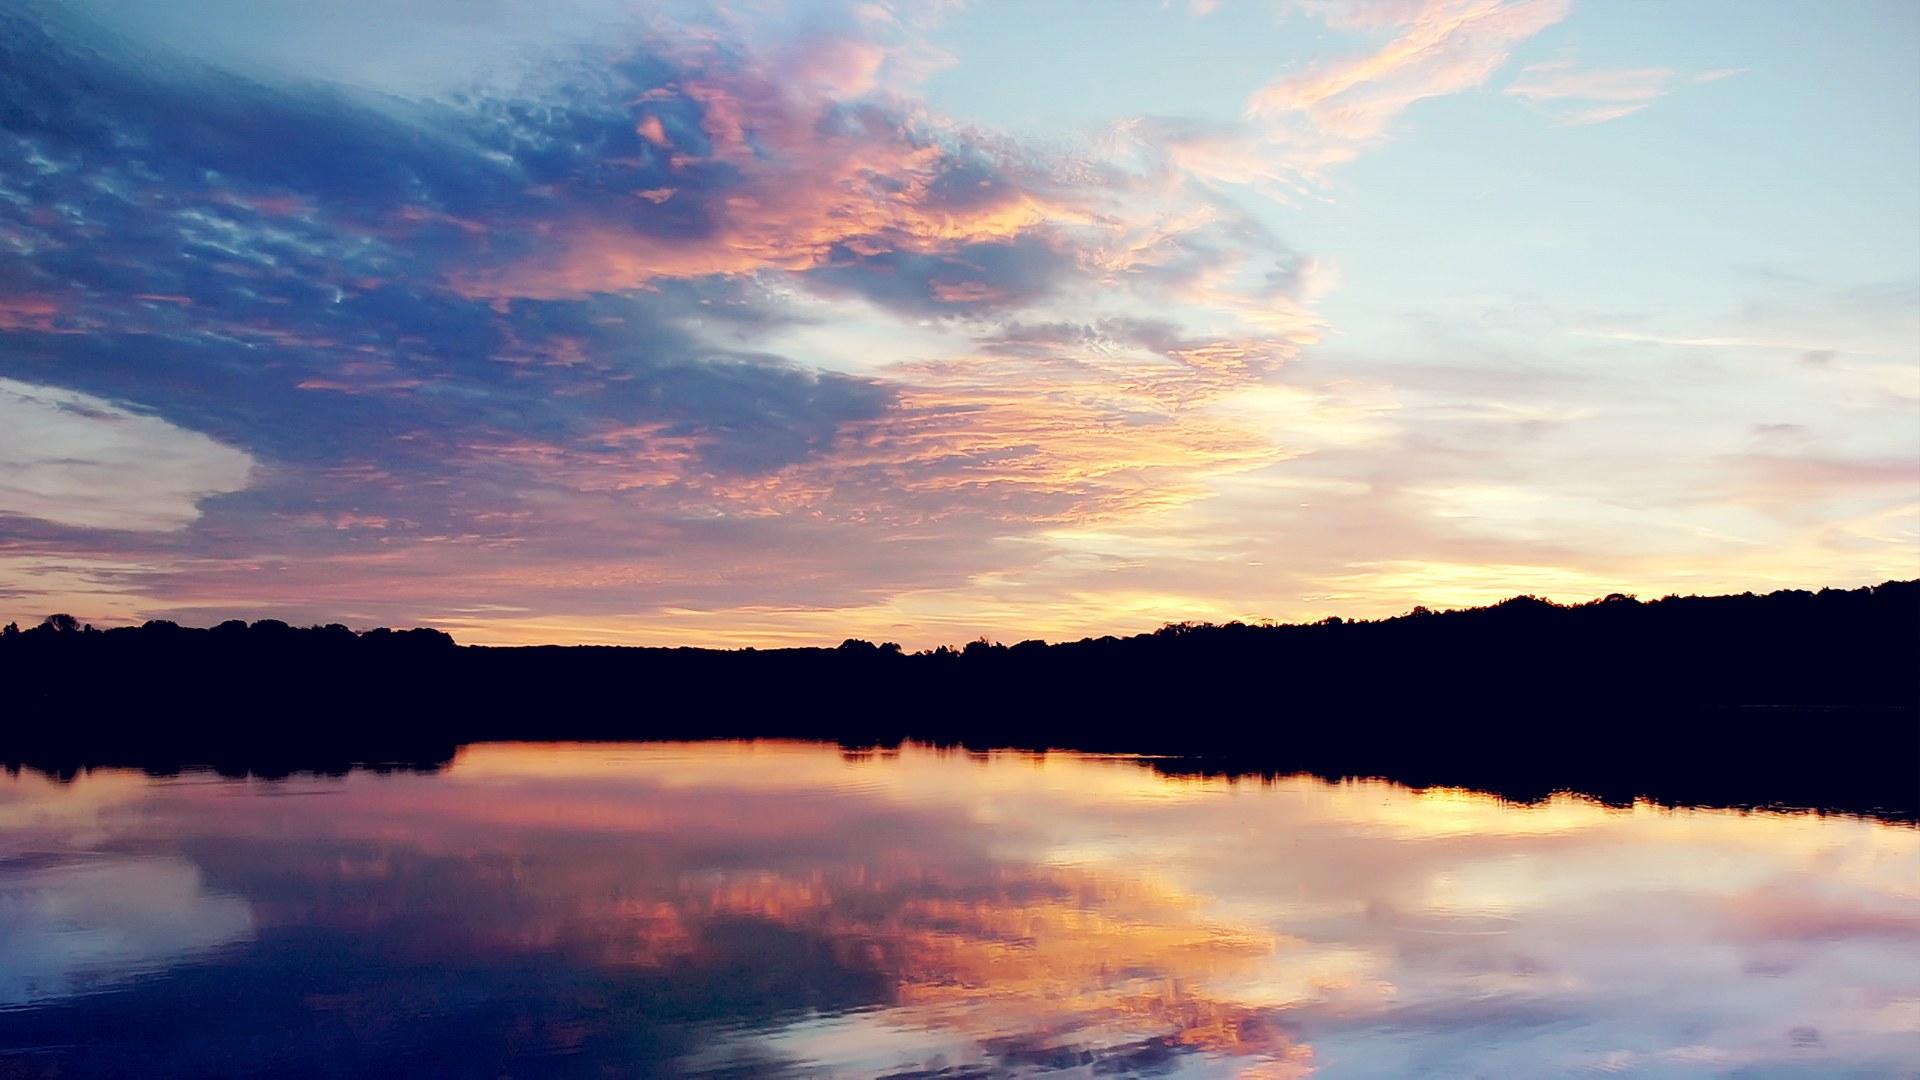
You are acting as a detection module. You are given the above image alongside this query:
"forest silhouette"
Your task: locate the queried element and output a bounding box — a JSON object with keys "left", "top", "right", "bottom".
{"left": 4, "top": 581, "right": 1916, "bottom": 820}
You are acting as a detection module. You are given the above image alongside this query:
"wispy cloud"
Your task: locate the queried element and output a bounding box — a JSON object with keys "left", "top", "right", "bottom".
{"left": 1249, "top": 0, "right": 1571, "bottom": 160}
{"left": 1505, "top": 59, "right": 1742, "bottom": 125}
{"left": 1125, "top": 1, "right": 1570, "bottom": 194}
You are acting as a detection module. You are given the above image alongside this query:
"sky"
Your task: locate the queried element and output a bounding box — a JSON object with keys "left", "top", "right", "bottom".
{"left": 1, "top": 0, "right": 1916, "bottom": 647}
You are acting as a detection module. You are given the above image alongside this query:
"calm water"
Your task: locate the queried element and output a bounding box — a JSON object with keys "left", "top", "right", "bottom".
{"left": 2, "top": 743, "right": 1916, "bottom": 1078}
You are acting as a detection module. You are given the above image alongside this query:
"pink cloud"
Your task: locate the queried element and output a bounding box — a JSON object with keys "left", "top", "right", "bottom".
{"left": 0, "top": 296, "right": 64, "bottom": 332}
{"left": 1249, "top": 0, "right": 1572, "bottom": 146}
{"left": 449, "top": 41, "right": 1089, "bottom": 301}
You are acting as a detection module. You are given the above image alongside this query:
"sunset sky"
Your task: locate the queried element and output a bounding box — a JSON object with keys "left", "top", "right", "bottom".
{"left": 2, "top": 0, "right": 1915, "bottom": 646}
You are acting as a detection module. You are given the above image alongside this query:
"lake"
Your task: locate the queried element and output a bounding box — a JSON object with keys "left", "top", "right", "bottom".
{"left": 2, "top": 741, "right": 1916, "bottom": 1077}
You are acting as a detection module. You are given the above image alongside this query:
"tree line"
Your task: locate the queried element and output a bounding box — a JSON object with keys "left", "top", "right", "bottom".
{"left": 4, "top": 581, "right": 1915, "bottom": 819}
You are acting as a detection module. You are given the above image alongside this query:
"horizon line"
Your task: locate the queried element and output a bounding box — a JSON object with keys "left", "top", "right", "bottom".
{"left": 7, "top": 576, "right": 1914, "bottom": 653}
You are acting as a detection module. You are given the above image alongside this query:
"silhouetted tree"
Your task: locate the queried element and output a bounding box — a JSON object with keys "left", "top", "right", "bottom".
{"left": 961, "top": 637, "right": 998, "bottom": 658}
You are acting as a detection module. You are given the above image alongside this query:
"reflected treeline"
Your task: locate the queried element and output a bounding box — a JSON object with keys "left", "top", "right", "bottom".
{"left": 4, "top": 582, "right": 1916, "bottom": 819}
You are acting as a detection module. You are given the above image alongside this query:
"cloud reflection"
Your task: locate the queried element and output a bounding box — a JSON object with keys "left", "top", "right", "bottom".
{"left": 2, "top": 744, "right": 1917, "bottom": 1075}
{"left": 0, "top": 852, "right": 253, "bottom": 1008}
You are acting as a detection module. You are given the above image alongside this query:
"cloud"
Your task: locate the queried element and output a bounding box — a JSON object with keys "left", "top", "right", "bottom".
{"left": 0, "top": 379, "right": 255, "bottom": 531}
{"left": 0, "top": 0, "right": 1325, "bottom": 635}
{"left": 1504, "top": 59, "right": 1741, "bottom": 125}
{"left": 1118, "top": 1, "right": 1572, "bottom": 194}
{"left": 806, "top": 232, "right": 1076, "bottom": 317}
{"left": 440, "top": 72, "right": 1098, "bottom": 308}
{"left": 0, "top": 14, "right": 910, "bottom": 498}
{"left": 1247, "top": 0, "right": 1571, "bottom": 167}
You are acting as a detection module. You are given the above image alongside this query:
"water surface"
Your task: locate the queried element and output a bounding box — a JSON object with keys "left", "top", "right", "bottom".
{"left": 2, "top": 742, "right": 1916, "bottom": 1076}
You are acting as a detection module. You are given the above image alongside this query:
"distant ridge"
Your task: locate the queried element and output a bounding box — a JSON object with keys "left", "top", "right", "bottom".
{"left": 5, "top": 581, "right": 1917, "bottom": 820}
